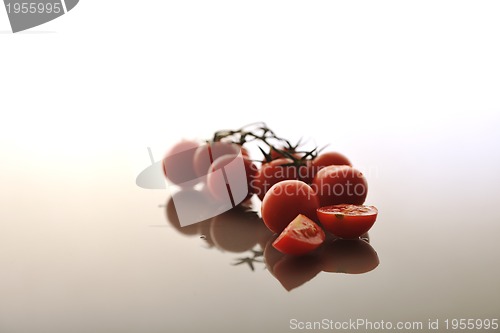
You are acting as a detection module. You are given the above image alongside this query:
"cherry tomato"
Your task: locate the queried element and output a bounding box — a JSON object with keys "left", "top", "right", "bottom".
{"left": 272, "top": 214, "right": 325, "bottom": 255}
{"left": 261, "top": 180, "right": 320, "bottom": 233}
{"left": 253, "top": 158, "right": 300, "bottom": 200}
{"left": 264, "top": 235, "right": 323, "bottom": 291}
{"left": 317, "top": 204, "right": 378, "bottom": 239}
{"left": 303, "top": 152, "right": 352, "bottom": 184}
{"left": 162, "top": 140, "right": 199, "bottom": 186}
{"left": 207, "top": 154, "right": 258, "bottom": 202}
{"left": 313, "top": 151, "right": 351, "bottom": 168}
{"left": 312, "top": 165, "right": 368, "bottom": 207}
{"left": 193, "top": 142, "right": 242, "bottom": 178}
{"left": 321, "top": 238, "right": 379, "bottom": 274}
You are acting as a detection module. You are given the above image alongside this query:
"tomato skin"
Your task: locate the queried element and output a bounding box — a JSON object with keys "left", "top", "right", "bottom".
{"left": 207, "top": 154, "right": 258, "bottom": 202}
{"left": 304, "top": 152, "right": 352, "bottom": 184}
{"left": 162, "top": 140, "right": 200, "bottom": 186}
{"left": 313, "top": 151, "right": 351, "bottom": 168}
{"left": 254, "top": 158, "right": 300, "bottom": 200}
{"left": 312, "top": 165, "right": 368, "bottom": 207}
{"left": 317, "top": 204, "right": 378, "bottom": 239}
{"left": 261, "top": 180, "right": 320, "bottom": 233}
{"left": 272, "top": 214, "right": 325, "bottom": 255}
{"left": 321, "top": 239, "right": 379, "bottom": 274}
{"left": 193, "top": 142, "right": 242, "bottom": 178}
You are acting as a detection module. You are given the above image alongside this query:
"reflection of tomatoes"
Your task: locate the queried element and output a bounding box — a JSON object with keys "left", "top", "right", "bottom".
{"left": 210, "top": 208, "right": 262, "bottom": 253}
{"left": 193, "top": 142, "right": 242, "bottom": 177}
{"left": 166, "top": 187, "right": 216, "bottom": 233}
{"left": 321, "top": 239, "right": 379, "bottom": 274}
{"left": 261, "top": 180, "right": 320, "bottom": 233}
{"left": 273, "top": 214, "right": 325, "bottom": 255}
{"left": 264, "top": 235, "right": 323, "bottom": 291}
{"left": 317, "top": 204, "right": 378, "bottom": 239}
{"left": 207, "top": 154, "right": 258, "bottom": 202}
{"left": 165, "top": 191, "right": 206, "bottom": 235}
{"left": 162, "top": 140, "right": 199, "bottom": 186}
{"left": 312, "top": 165, "right": 368, "bottom": 207}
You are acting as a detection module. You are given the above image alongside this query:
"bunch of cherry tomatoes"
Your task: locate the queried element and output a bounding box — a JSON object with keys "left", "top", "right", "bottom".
{"left": 163, "top": 123, "right": 378, "bottom": 256}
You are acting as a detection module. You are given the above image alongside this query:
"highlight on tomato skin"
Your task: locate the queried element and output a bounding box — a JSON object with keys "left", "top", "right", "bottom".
{"left": 272, "top": 214, "right": 326, "bottom": 256}
{"left": 317, "top": 204, "right": 378, "bottom": 239}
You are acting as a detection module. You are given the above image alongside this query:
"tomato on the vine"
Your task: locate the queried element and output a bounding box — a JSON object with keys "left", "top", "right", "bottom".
{"left": 312, "top": 165, "right": 368, "bottom": 207}
{"left": 316, "top": 204, "right": 378, "bottom": 239}
{"left": 261, "top": 180, "right": 319, "bottom": 233}
{"left": 272, "top": 214, "right": 325, "bottom": 255}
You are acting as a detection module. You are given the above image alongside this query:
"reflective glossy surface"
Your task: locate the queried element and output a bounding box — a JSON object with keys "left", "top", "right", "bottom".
{"left": 1, "top": 140, "right": 499, "bottom": 333}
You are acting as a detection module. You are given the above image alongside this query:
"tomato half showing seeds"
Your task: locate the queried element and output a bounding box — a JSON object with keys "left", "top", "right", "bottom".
{"left": 272, "top": 214, "right": 326, "bottom": 256}
{"left": 317, "top": 204, "right": 378, "bottom": 239}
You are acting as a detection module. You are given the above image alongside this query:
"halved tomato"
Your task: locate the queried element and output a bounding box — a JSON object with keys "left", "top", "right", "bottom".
{"left": 317, "top": 204, "right": 378, "bottom": 239}
{"left": 272, "top": 214, "right": 325, "bottom": 255}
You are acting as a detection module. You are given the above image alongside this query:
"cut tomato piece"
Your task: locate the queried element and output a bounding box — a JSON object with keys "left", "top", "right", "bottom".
{"left": 317, "top": 204, "right": 378, "bottom": 239}
{"left": 272, "top": 214, "right": 325, "bottom": 256}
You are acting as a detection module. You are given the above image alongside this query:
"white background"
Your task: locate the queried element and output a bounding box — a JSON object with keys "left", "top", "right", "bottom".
{"left": 2, "top": 0, "right": 500, "bottom": 210}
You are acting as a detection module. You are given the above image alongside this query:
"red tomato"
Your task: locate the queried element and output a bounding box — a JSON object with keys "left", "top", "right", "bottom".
{"left": 261, "top": 180, "right": 320, "bottom": 233}
{"left": 317, "top": 204, "right": 378, "bottom": 239}
{"left": 253, "top": 158, "right": 300, "bottom": 200}
{"left": 207, "top": 154, "right": 258, "bottom": 202}
{"left": 303, "top": 152, "right": 352, "bottom": 184}
{"left": 321, "top": 239, "right": 379, "bottom": 274}
{"left": 313, "top": 151, "right": 351, "bottom": 168}
{"left": 312, "top": 165, "right": 368, "bottom": 207}
{"left": 162, "top": 140, "right": 199, "bottom": 186}
{"left": 193, "top": 142, "right": 242, "bottom": 178}
{"left": 273, "top": 214, "right": 325, "bottom": 255}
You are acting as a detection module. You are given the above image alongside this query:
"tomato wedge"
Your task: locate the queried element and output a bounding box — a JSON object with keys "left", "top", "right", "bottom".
{"left": 317, "top": 204, "right": 378, "bottom": 239}
{"left": 272, "top": 214, "right": 325, "bottom": 256}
